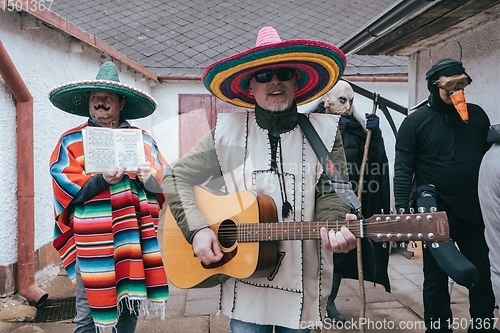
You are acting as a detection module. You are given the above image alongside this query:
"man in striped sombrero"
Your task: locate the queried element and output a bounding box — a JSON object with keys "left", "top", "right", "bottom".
{"left": 163, "top": 26, "right": 357, "bottom": 332}
{"left": 49, "top": 61, "right": 169, "bottom": 333}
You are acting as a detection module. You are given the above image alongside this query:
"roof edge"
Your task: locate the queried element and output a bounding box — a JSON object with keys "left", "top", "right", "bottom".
{"left": 0, "top": 3, "right": 159, "bottom": 81}
{"left": 338, "top": 0, "right": 436, "bottom": 55}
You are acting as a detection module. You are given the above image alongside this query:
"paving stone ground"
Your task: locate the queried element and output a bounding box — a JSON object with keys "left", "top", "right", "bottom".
{"left": 1, "top": 249, "right": 498, "bottom": 333}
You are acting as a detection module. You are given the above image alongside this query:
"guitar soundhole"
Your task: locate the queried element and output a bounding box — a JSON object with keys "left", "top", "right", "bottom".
{"left": 219, "top": 219, "right": 237, "bottom": 248}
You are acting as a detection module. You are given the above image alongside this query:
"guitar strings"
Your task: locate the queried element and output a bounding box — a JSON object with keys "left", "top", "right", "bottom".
{"left": 213, "top": 219, "right": 444, "bottom": 241}
{"left": 214, "top": 219, "right": 435, "bottom": 231}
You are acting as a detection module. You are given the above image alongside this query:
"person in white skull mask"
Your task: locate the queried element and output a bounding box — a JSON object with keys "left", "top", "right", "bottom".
{"left": 323, "top": 80, "right": 355, "bottom": 117}
{"left": 312, "top": 80, "right": 391, "bottom": 323}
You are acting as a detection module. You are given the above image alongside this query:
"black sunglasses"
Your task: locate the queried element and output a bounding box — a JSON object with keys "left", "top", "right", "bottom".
{"left": 251, "top": 68, "right": 296, "bottom": 83}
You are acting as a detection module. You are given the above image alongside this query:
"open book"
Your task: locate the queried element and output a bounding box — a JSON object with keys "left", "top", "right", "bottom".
{"left": 82, "top": 127, "right": 145, "bottom": 174}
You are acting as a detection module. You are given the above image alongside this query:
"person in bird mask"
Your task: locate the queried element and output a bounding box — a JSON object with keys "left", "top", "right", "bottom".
{"left": 394, "top": 58, "right": 497, "bottom": 333}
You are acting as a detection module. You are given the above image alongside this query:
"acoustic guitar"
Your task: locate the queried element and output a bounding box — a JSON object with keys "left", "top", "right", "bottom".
{"left": 161, "top": 186, "right": 449, "bottom": 289}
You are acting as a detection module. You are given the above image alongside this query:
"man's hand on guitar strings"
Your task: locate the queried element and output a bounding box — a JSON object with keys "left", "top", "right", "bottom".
{"left": 320, "top": 213, "right": 357, "bottom": 253}
{"left": 192, "top": 227, "right": 223, "bottom": 265}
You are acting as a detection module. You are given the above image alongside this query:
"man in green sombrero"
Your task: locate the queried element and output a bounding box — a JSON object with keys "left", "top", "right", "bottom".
{"left": 49, "top": 61, "right": 169, "bottom": 333}
{"left": 163, "top": 26, "right": 357, "bottom": 332}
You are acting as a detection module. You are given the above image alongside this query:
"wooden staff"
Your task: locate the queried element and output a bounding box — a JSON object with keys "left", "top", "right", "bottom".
{"left": 355, "top": 96, "right": 378, "bottom": 333}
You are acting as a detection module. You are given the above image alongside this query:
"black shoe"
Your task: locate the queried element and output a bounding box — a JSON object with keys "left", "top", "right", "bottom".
{"left": 326, "top": 300, "right": 346, "bottom": 323}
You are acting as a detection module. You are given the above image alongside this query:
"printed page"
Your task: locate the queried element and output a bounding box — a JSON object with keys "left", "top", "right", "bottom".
{"left": 83, "top": 127, "right": 117, "bottom": 173}
{"left": 83, "top": 127, "right": 145, "bottom": 173}
{"left": 113, "top": 128, "right": 145, "bottom": 172}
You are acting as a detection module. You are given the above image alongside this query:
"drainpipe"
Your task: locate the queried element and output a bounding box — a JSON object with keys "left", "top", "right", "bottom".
{"left": 338, "top": 0, "right": 436, "bottom": 55}
{"left": 0, "top": 41, "right": 48, "bottom": 307}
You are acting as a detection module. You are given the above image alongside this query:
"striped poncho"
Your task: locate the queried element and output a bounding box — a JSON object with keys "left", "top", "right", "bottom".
{"left": 50, "top": 122, "right": 169, "bottom": 330}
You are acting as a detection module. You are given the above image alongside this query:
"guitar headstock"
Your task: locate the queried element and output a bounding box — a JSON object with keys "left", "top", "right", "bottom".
{"left": 363, "top": 211, "right": 449, "bottom": 242}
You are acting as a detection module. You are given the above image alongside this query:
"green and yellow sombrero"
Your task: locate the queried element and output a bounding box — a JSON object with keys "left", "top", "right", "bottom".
{"left": 49, "top": 61, "right": 157, "bottom": 119}
{"left": 202, "top": 26, "right": 346, "bottom": 109}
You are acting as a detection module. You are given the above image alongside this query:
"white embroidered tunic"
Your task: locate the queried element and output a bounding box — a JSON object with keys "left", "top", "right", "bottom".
{"left": 214, "top": 111, "right": 340, "bottom": 328}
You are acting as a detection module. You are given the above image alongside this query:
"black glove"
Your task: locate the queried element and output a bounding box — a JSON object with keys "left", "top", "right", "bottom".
{"left": 365, "top": 113, "right": 381, "bottom": 137}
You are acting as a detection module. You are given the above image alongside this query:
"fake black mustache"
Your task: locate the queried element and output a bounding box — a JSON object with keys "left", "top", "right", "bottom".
{"left": 94, "top": 104, "right": 111, "bottom": 111}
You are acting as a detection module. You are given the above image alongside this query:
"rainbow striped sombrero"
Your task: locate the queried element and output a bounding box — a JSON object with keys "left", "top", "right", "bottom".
{"left": 202, "top": 26, "right": 346, "bottom": 108}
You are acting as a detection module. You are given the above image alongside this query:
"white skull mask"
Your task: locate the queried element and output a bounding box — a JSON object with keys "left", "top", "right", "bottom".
{"left": 323, "top": 80, "right": 354, "bottom": 116}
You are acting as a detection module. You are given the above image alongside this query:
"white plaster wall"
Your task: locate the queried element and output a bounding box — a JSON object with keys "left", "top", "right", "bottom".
{"left": 409, "top": 17, "right": 500, "bottom": 124}
{"left": 0, "top": 10, "right": 156, "bottom": 268}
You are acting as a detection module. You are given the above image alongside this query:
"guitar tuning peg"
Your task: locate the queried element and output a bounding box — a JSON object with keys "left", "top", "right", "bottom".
{"left": 382, "top": 242, "right": 387, "bottom": 249}
{"left": 430, "top": 206, "right": 437, "bottom": 212}
{"left": 409, "top": 207, "right": 415, "bottom": 214}
{"left": 392, "top": 242, "right": 398, "bottom": 249}
{"left": 431, "top": 242, "right": 440, "bottom": 249}
{"left": 422, "top": 242, "right": 427, "bottom": 249}
{"left": 400, "top": 241, "right": 407, "bottom": 248}
{"left": 418, "top": 206, "right": 426, "bottom": 213}
{"left": 398, "top": 207, "right": 405, "bottom": 214}
{"left": 381, "top": 209, "right": 385, "bottom": 215}
{"left": 410, "top": 241, "right": 418, "bottom": 248}
{"left": 390, "top": 207, "right": 394, "bottom": 214}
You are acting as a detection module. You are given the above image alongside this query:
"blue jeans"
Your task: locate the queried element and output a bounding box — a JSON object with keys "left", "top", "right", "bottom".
{"left": 73, "top": 259, "right": 139, "bottom": 333}
{"left": 230, "top": 319, "right": 311, "bottom": 333}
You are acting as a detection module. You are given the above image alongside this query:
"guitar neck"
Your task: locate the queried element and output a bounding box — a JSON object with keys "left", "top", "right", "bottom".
{"left": 230, "top": 211, "right": 449, "bottom": 243}
{"left": 236, "top": 221, "right": 358, "bottom": 242}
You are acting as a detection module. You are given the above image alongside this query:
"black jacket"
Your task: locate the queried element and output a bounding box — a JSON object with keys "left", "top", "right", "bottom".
{"left": 313, "top": 102, "right": 391, "bottom": 291}
{"left": 342, "top": 116, "right": 391, "bottom": 218}
{"left": 394, "top": 95, "right": 490, "bottom": 227}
